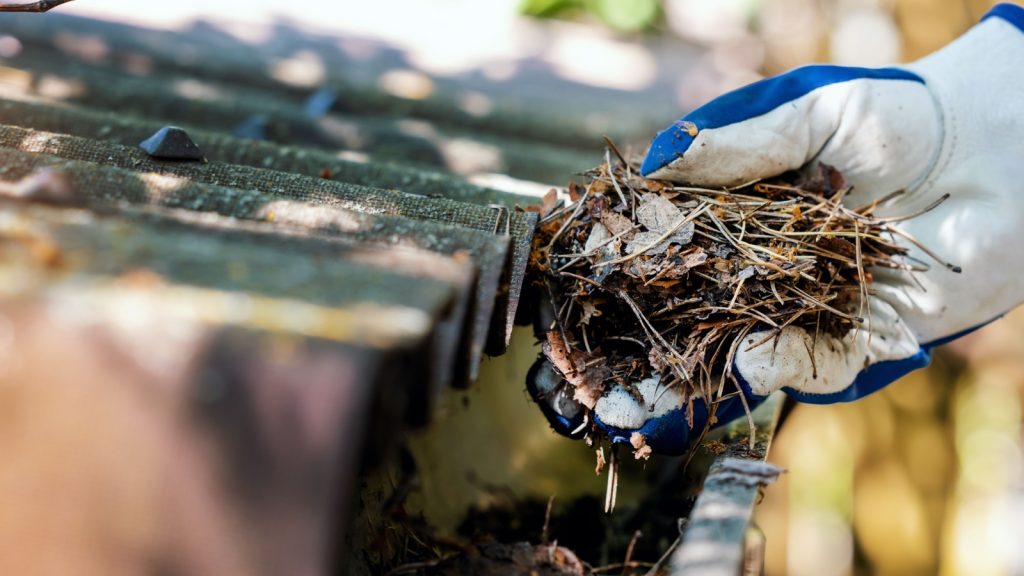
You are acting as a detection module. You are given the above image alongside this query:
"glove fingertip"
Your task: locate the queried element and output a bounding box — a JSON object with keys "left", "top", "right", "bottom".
{"left": 640, "top": 122, "right": 696, "bottom": 177}
{"left": 526, "top": 358, "right": 587, "bottom": 438}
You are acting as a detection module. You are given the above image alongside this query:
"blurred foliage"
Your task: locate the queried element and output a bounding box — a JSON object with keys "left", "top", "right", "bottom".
{"left": 519, "top": 0, "right": 661, "bottom": 32}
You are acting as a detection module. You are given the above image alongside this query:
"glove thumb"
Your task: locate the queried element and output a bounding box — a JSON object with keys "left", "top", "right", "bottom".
{"left": 641, "top": 65, "right": 937, "bottom": 199}
{"left": 733, "top": 297, "right": 929, "bottom": 403}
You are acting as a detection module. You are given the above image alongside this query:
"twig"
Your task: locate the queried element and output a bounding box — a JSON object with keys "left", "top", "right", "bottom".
{"left": 541, "top": 494, "right": 556, "bottom": 545}
{"left": 571, "top": 412, "right": 590, "bottom": 435}
{"left": 887, "top": 225, "right": 962, "bottom": 272}
{"left": 591, "top": 561, "right": 656, "bottom": 574}
{"left": 784, "top": 284, "right": 862, "bottom": 321}
{"left": 734, "top": 373, "right": 757, "bottom": 450}
{"left": 618, "top": 291, "right": 691, "bottom": 381}
{"left": 873, "top": 193, "right": 950, "bottom": 223}
{"left": 604, "top": 444, "right": 619, "bottom": 514}
{"left": 553, "top": 224, "right": 641, "bottom": 271}
{"left": 621, "top": 530, "right": 643, "bottom": 576}
{"left": 545, "top": 181, "right": 592, "bottom": 249}
{"left": 644, "top": 532, "right": 682, "bottom": 576}
{"left": 603, "top": 136, "right": 629, "bottom": 166}
{"left": 605, "top": 149, "right": 629, "bottom": 208}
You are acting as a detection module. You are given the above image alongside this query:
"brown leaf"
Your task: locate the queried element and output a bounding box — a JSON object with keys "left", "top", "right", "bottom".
{"left": 600, "top": 211, "right": 634, "bottom": 239}
{"left": 539, "top": 188, "right": 560, "bottom": 217}
{"left": 568, "top": 180, "right": 583, "bottom": 202}
{"left": 636, "top": 193, "right": 681, "bottom": 233}
{"left": 630, "top": 432, "right": 652, "bottom": 460}
{"left": 625, "top": 223, "right": 694, "bottom": 256}
{"left": 584, "top": 222, "right": 611, "bottom": 254}
{"left": 644, "top": 179, "right": 667, "bottom": 192}
{"left": 821, "top": 162, "right": 847, "bottom": 196}
{"left": 580, "top": 300, "right": 603, "bottom": 325}
{"left": 661, "top": 247, "right": 707, "bottom": 278}
{"left": 817, "top": 236, "right": 856, "bottom": 257}
{"left": 648, "top": 346, "right": 669, "bottom": 373}
{"left": 542, "top": 331, "right": 608, "bottom": 409}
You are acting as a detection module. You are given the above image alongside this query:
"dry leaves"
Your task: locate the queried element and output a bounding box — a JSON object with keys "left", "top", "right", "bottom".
{"left": 528, "top": 156, "right": 940, "bottom": 455}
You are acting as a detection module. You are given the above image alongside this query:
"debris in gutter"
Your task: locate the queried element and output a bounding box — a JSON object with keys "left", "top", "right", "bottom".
{"left": 527, "top": 150, "right": 956, "bottom": 461}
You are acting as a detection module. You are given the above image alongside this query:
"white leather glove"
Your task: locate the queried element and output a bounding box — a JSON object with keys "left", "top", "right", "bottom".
{"left": 641, "top": 3, "right": 1024, "bottom": 402}
{"left": 529, "top": 4, "right": 1024, "bottom": 455}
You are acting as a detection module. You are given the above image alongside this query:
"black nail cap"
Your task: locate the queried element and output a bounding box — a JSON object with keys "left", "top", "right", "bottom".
{"left": 139, "top": 126, "right": 205, "bottom": 161}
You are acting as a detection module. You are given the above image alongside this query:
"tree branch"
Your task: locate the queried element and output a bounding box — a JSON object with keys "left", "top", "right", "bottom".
{"left": 0, "top": 0, "right": 76, "bottom": 12}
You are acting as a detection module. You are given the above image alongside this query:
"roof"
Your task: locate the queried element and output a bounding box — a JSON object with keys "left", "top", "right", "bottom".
{"left": 0, "top": 9, "right": 781, "bottom": 575}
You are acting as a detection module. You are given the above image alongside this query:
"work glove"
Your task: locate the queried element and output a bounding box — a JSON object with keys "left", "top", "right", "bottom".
{"left": 529, "top": 4, "right": 1024, "bottom": 455}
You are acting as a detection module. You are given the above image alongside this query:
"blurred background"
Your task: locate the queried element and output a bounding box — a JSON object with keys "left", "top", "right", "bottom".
{"left": 18, "top": 0, "right": 1024, "bottom": 574}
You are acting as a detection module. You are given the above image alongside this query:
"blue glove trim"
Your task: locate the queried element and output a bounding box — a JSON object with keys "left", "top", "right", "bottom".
{"left": 640, "top": 65, "right": 924, "bottom": 177}
{"left": 922, "top": 315, "right": 1003, "bottom": 350}
{"left": 983, "top": 3, "right": 1024, "bottom": 34}
{"left": 778, "top": 347, "right": 932, "bottom": 404}
{"left": 526, "top": 358, "right": 586, "bottom": 439}
{"left": 592, "top": 382, "right": 766, "bottom": 456}
{"left": 733, "top": 315, "right": 1004, "bottom": 405}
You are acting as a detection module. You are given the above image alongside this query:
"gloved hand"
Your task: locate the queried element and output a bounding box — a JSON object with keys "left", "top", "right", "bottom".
{"left": 530, "top": 4, "right": 1024, "bottom": 455}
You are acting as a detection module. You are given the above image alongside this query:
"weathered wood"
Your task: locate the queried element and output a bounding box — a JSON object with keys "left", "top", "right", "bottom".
{"left": 671, "top": 393, "right": 785, "bottom": 576}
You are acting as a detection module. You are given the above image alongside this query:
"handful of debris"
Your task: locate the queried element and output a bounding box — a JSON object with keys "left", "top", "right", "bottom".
{"left": 527, "top": 149, "right": 942, "bottom": 442}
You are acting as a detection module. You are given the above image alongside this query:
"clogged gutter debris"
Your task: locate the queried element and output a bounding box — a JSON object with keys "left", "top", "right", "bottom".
{"left": 526, "top": 146, "right": 954, "bottom": 459}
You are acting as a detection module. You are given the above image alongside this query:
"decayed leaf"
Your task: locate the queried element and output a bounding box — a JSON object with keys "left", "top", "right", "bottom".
{"left": 661, "top": 247, "right": 707, "bottom": 279}
{"left": 584, "top": 222, "right": 611, "bottom": 253}
{"left": 624, "top": 193, "right": 695, "bottom": 255}
{"left": 630, "top": 432, "right": 652, "bottom": 460}
{"left": 568, "top": 180, "right": 583, "bottom": 202}
{"left": 542, "top": 330, "right": 608, "bottom": 409}
{"left": 647, "top": 346, "right": 669, "bottom": 374}
{"left": 539, "top": 188, "right": 560, "bottom": 217}
{"left": 624, "top": 222, "right": 694, "bottom": 255}
{"left": 636, "top": 193, "right": 680, "bottom": 233}
{"left": 580, "top": 300, "right": 603, "bottom": 325}
{"left": 599, "top": 211, "right": 633, "bottom": 237}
